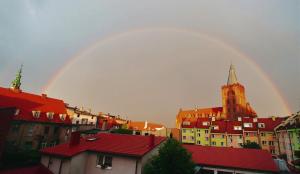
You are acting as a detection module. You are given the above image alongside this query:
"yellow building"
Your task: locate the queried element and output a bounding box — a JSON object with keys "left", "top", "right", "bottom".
{"left": 195, "top": 118, "right": 211, "bottom": 146}
{"left": 210, "top": 121, "right": 227, "bottom": 147}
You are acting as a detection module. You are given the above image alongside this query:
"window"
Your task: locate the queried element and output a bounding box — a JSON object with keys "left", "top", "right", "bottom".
{"left": 183, "top": 136, "right": 186, "bottom": 140}
{"left": 222, "top": 135, "right": 225, "bottom": 139}
{"left": 191, "top": 136, "right": 194, "bottom": 140}
{"left": 271, "top": 149, "right": 275, "bottom": 154}
{"left": 262, "top": 141, "right": 267, "bottom": 145}
{"left": 205, "top": 130, "right": 209, "bottom": 134}
{"left": 197, "top": 129, "right": 201, "bottom": 132}
{"left": 46, "top": 112, "right": 54, "bottom": 120}
{"left": 97, "top": 155, "right": 112, "bottom": 169}
{"left": 82, "top": 118, "right": 88, "bottom": 124}
{"left": 203, "top": 122, "right": 209, "bottom": 126}
{"left": 211, "top": 134, "right": 215, "bottom": 138}
{"left": 212, "top": 141, "right": 216, "bottom": 146}
{"left": 27, "top": 124, "right": 34, "bottom": 136}
{"left": 197, "top": 133, "right": 201, "bottom": 137}
{"left": 221, "top": 142, "right": 224, "bottom": 146}
{"left": 60, "top": 114, "right": 66, "bottom": 121}
{"left": 32, "top": 111, "right": 41, "bottom": 118}
{"left": 205, "top": 137, "right": 209, "bottom": 141}
{"left": 245, "top": 133, "right": 249, "bottom": 136}
{"left": 239, "top": 135, "right": 243, "bottom": 139}
{"left": 269, "top": 141, "right": 274, "bottom": 146}
{"left": 260, "top": 132, "right": 266, "bottom": 137}
{"left": 244, "top": 123, "right": 253, "bottom": 128}
{"left": 212, "top": 126, "right": 219, "bottom": 130}
{"left": 44, "top": 126, "right": 50, "bottom": 134}
{"left": 234, "top": 126, "right": 242, "bottom": 130}
{"left": 258, "top": 123, "right": 265, "bottom": 128}
{"left": 197, "top": 141, "right": 201, "bottom": 145}
{"left": 183, "top": 129, "right": 186, "bottom": 133}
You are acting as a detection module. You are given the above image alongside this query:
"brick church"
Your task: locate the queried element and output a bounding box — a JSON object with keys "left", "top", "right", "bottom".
{"left": 176, "top": 64, "right": 257, "bottom": 128}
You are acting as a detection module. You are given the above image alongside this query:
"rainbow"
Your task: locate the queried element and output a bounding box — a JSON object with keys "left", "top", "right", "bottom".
{"left": 42, "top": 27, "right": 292, "bottom": 115}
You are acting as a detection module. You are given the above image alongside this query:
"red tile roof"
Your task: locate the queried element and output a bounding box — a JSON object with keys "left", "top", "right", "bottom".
{"left": 0, "top": 87, "right": 71, "bottom": 125}
{"left": 226, "top": 121, "right": 243, "bottom": 134}
{"left": 242, "top": 117, "right": 258, "bottom": 131}
{"left": 181, "top": 117, "right": 197, "bottom": 128}
{"left": 41, "top": 133, "right": 166, "bottom": 158}
{"left": 211, "top": 121, "right": 227, "bottom": 133}
{"left": 0, "top": 165, "right": 53, "bottom": 174}
{"left": 183, "top": 145, "right": 279, "bottom": 173}
{"left": 195, "top": 118, "right": 211, "bottom": 129}
{"left": 257, "top": 117, "right": 284, "bottom": 132}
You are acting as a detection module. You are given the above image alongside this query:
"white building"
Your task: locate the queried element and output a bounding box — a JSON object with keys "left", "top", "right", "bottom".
{"left": 40, "top": 132, "right": 166, "bottom": 174}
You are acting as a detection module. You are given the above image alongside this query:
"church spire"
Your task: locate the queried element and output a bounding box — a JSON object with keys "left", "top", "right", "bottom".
{"left": 227, "top": 63, "right": 238, "bottom": 85}
{"left": 11, "top": 64, "right": 23, "bottom": 90}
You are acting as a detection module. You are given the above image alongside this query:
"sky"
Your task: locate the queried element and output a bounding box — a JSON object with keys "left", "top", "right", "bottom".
{"left": 0, "top": 0, "right": 299, "bottom": 127}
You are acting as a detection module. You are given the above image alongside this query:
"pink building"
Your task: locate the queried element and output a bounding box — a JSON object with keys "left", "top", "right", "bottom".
{"left": 40, "top": 133, "right": 166, "bottom": 174}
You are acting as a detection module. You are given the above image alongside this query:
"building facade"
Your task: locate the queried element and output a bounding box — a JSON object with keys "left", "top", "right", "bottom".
{"left": 275, "top": 112, "right": 300, "bottom": 168}
{"left": 41, "top": 133, "right": 166, "bottom": 174}
{"left": 181, "top": 116, "right": 284, "bottom": 155}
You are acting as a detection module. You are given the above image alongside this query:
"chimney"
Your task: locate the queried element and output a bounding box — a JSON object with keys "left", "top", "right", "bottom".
{"left": 238, "top": 117, "right": 242, "bottom": 122}
{"left": 149, "top": 134, "right": 155, "bottom": 148}
{"left": 271, "top": 116, "right": 276, "bottom": 121}
{"left": 69, "top": 131, "right": 80, "bottom": 147}
{"left": 41, "top": 94, "right": 47, "bottom": 98}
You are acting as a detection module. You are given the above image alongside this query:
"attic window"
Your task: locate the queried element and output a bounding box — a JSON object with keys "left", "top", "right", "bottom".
{"left": 258, "top": 123, "right": 265, "bottom": 128}
{"left": 32, "top": 111, "right": 41, "bottom": 118}
{"left": 60, "top": 114, "right": 66, "bottom": 121}
{"left": 182, "top": 121, "right": 190, "bottom": 126}
{"left": 234, "top": 126, "right": 242, "bottom": 130}
{"left": 47, "top": 112, "right": 54, "bottom": 120}
{"left": 212, "top": 125, "right": 219, "bottom": 130}
{"left": 243, "top": 123, "right": 253, "bottom": 128}
{"left": 202, "top": 122, "right": 209, "bottom": 126}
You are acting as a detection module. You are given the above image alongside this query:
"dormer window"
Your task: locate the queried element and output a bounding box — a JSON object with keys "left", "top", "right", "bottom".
{"left": 15, "top": 109, "right": 20, "bottom": 116}
{"left": 212, "top": 125, "right": 219, "bottom": 130}
{"left": 202, "top": 122, "right": 209, "bottom": 126}
{"left": 32, "top": 111, "right": 41, "bottom": 118}
{"left": 243, "top": 123, "right": 253, "bottom": 128}
{"left": 47, "top": 112, "right": 54, "bottom": 120}
{"left": 60, "top": 114, "right": 66, "bottom": 121}
{"left": 183, "top": 121, "right": 190, "bottom": 126}
{"left": 258, "top": 123, "right": 265, "bottom": 128}
{"left": 253, "top": 118, "right": 258, "bottom": 122}
{"left": 234, "top": 126, "right": 242, "bottom": 130}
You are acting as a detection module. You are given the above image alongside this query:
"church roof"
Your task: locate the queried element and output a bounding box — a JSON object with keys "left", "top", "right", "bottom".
{"left": 227, "top": 64, "right": 238, "bottom": 85}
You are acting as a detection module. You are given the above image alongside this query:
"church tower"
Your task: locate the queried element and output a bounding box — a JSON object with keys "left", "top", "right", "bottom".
{"left": 222, "top": 64, "right": 256, "bottom": 120}
{"left": 11, "top": 65, "right": 23, "bottom": 91}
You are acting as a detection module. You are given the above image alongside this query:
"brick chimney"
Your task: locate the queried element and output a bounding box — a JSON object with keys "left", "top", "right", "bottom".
{"left": 149, "top": 134, "right": 155, "bottom": 148}
{"left": 69, "top": 131, "right": 80, "bottom": 147}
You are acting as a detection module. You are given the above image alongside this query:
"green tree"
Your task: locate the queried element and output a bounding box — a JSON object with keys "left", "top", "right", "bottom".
{"left": 241, "top": 141, "right": 261, "bottom": 149}
{"left": 110, "top": 128, "right": 133, "bottom": 135}
{"left": 143, "top": 139, "right": 195, "bottom": 174}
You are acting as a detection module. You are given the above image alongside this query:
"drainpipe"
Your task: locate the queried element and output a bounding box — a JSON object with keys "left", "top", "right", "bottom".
{"left": 287, "top": 128, "right": 295, "bottom": 166}
{"left": 59, "top": 159, "right": 63, "bottom": 174}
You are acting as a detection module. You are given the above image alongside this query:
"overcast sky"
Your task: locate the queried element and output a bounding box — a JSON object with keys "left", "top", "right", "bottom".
{"left": 0, "top": 0, "right": 299, "bottom": 127}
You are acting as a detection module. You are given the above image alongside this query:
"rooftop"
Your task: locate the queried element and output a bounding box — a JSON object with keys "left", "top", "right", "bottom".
{"left": 41, "top": 133, "right": 166, "bottom": 158}
{"left": 184, "top": 145, "right": 279, "bottom": 173}
{"left": 0, "top": 87, "right": 71, "bottom": 125}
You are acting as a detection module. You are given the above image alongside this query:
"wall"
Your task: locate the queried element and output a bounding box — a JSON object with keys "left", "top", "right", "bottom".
{"left": 85, "top": 153, "right": 137, "bottom": 174}
{"left": 210, "top": 133, "right": 226, "bottom": 147}
{"left": 195, "top": 128, "right": 210, "bottom": 146}
{"left": 70, "top": 153, "right": 88, "bottom": 174}
{"left": 243, "top": 131, "right": 259, "bottom": 144}
{"left": 181, "top": 128, "right": 195, "bottom": 144}
{"left": 227, "top": 134, "right": 243, "bottom": 148}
